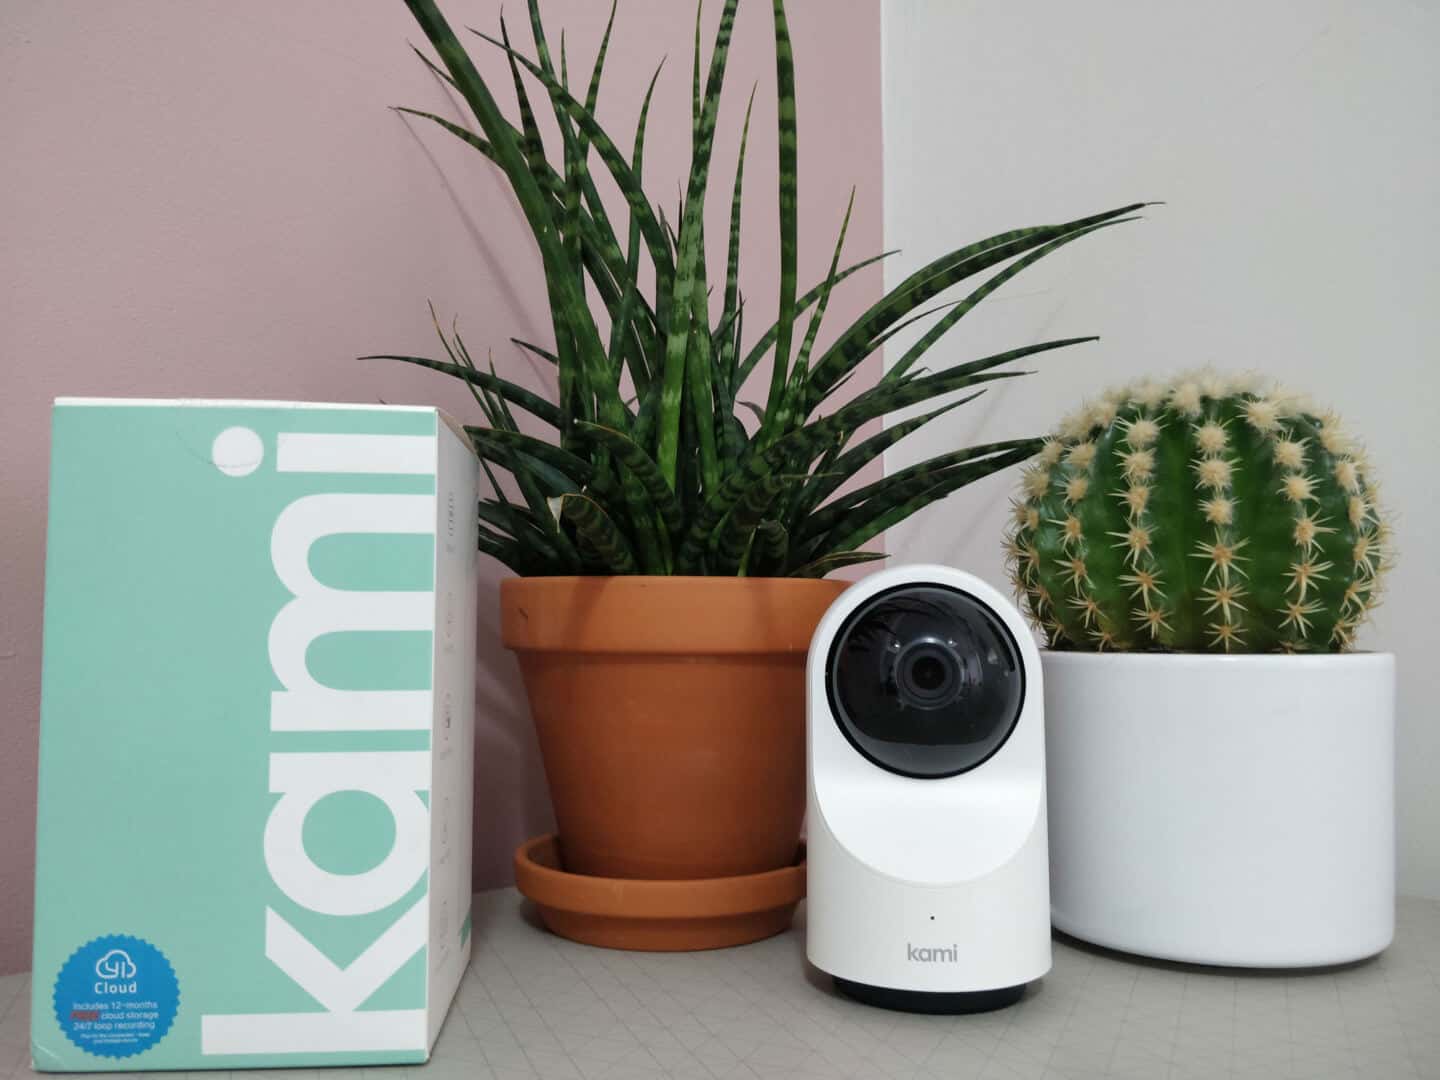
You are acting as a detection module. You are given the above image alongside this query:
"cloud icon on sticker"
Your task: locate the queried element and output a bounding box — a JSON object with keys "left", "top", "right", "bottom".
{"left": 94, "top": 949, "right": 136, "bottom": 980}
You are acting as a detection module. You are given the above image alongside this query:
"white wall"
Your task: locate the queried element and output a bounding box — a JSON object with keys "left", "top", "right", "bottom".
{"left": 881, "top": 1, "right": 1439, "bottom": 897}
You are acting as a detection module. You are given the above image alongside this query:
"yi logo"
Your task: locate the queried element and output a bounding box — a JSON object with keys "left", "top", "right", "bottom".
{"left": 93, "top": 948, "right": 138, "bottom": 994}
{"left": 94, "top": 949, "right": 136, "bottom": 980}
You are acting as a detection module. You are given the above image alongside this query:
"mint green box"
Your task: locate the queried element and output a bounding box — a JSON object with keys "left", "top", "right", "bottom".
{"left": 33, "top": 399, "right": 478, "bottom": 1070}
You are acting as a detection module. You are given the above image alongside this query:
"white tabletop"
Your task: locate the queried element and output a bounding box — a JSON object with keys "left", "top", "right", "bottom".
{"left": 3, "top": 889, "right": 1437, "bottom": 1079}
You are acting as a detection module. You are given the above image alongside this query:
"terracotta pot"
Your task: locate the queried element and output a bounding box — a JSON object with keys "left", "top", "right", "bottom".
{"left": 501, "top": 575, "right": 847, "bottom": 880}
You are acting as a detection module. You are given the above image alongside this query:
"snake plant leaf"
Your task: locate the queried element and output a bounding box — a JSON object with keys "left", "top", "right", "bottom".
{"left": 561, "top": 493, "right": 638, "bottom": 574}
{"left": 510, "top": 338, "right": 558, "bottom": 366}
{"left": 804, "top": 204, "right": 1146, "bottom": 409}
{"left": 794, "top": 189, "right": 855, "bottom": 379}
{"left": 711, "top": 295, "right": 743, "bottom": 356}
{"left": 499, "top": 16, "right": 549, "bottom": 189}
{"left": 429, "top": 22, "right": 630, "bottom": 316}
{"left": 864, "top": 295, "right": 970, "bottom": 356}
{"left": 710, "top": 474, "right": 788, "bottom": 574}
{"left": 685, "top": 278, "right": 722, "bottom": 494}
{"left": 548, "top": 32, "right": 588, "bottom": 306}
{"left": 363, "top": 354, "right": 560, "bottom": 426}
{"left": 888, "top": 216, "right": 1138, "bottom": 382}
{"left": 465, "top": 426, "right": 595, "bottom": 487}
{"left": 484, "top": 449, "right": 579, "bottom": 503}
{"left": 477, "top": 498, "right": 530, "bottom": 534}
{"left": 394, "top": 102, "right": 652, "bottom": 346}
{"left": 753, "top": 518, "right": 789, "bottom": 574}
{"left": 607, "top": 60, "right": 665, "bottom": 391}
{"left": 477, "top": 538, "right": 535, "bottom": 575}
{"left": 772, "top": 188, "right": 855, "bottom": 438}
{"left": 789, "top": 550, "right": 889, "bottom": 578}
{"left": 578, "top": 0, "right": 617, "bottom": 161}
{"left": 473, "top": 439, "right": 581, "bottom": 570}
{"left": 786, "top": 397, "right": 968, "bottom": 527}
{"left": 408, "top": 0, "right": 626, "bottom": 462}
{"left": 685, "top": 190, "right": 720, "bottom": 494}
{"left": 452, "top": 322, "right": 501, "bottom": 430}
{"left": 760, "top": 0, "right": 800, "bottom": 447}
{"left": 397, "top": 109, "right": 637, "bottom": 350}
{"left": 471, "top": 28, "right": 676, "bottom": 290}
{"left": 435, "top": 313, "right": 506, "bottom": 427}
{"left": 475, "top": 526, "right": 528, "bottom": 573}
{"left": 736, "top": 401, "right": 766, "bottom": 424}
{"left": 457, "top": 334, "right": 515, "bottom": 432}
{"left": 717, "top": 301, "right": 747, "bottom": 461}
{"left": 523, "top": 0, "right": 564, "bottom": 128}
{"left": 735, "top": 250, "right": 896, "bottom": 388}
{"left": 826, "top": 445, "right": 1040, "bottom": 557}
{"left": 659, "top": 204, "right": 681, "bottom": 255}
{"left": 802, "top": 439, "right": 1042, "bottom": 544}
{"left": 505, "top": 15, "right": 624, "bottom": 346}
{"left": 394, "top": 104, "right": 501, "bottom": 164}
{"left": 406, "top": 0, "right": 550, "bottom": 244}
{"left": 825, "top": 335, "right": 1096, "bottom": 439}
{"left": 680, "top": 338, "right": 1066, "bottom": 571}
{"left": 475, "top": 483, "right": 530, "bottom": 548}
{"left": 719, "top": 86, "right": 757, "bottom": 392}
{"left": 691, "top": 0, "right": 704, "bottom": 131}
{"left": 473, "top": 431, "right": 587, "bottom": 546}
{"left": 480, "top": 351, "right": 539, "bottom": 439}
{"left": 562, "top": 323, "right": 670, "bottom": 575}
{"left": 784, "top": 434, "right": 845, "bottom": 529}
{"left": 621, "top": 480, "right": 670, "bottom": 573}
{"left": 477, "top": 501, "right": 569, "bottom": 569}
{"left": 575, "top": 421, "right": 684, "bottom": 535}
{"left": 409, "top": 43, "right": 458, "bottom": 90}
{"left": 656, "top": 0, "right": 740, "bottom": 489}
{"left": 675, "top": 390, "right": 899, "bottom": 573}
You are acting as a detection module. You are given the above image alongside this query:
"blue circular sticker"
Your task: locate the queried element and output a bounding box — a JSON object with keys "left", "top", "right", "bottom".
{"left": 52, "top": 935, "right": 179, "bottom": 1059}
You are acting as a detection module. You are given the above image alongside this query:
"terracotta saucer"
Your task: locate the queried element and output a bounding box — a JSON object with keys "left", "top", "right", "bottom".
{"left": 514, "top": 834, "right": 806, "bottom": 951}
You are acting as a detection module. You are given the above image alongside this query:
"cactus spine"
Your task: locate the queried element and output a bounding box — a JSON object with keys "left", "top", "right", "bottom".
{"left": 1005, "top": 373, "right": 1389, "bottom": 653}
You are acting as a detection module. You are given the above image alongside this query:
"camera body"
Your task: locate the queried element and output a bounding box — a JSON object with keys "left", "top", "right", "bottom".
{"left": 806, "top": 564, "right": 1050, "bottom": 1013}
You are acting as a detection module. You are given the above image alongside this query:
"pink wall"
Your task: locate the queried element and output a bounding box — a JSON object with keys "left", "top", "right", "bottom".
{"left": 0, "top": 1, "right": 882, "bottom": 971}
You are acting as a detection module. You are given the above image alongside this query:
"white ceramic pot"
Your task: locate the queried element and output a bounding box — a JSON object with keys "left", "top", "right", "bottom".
{"left": 1043, "top": 651, "right": 1395, "bottom": 967}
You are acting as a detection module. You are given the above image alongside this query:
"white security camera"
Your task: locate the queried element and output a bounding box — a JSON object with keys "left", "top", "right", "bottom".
{"left": 806, "top": 564, "right": 1050, "bottom": 1013}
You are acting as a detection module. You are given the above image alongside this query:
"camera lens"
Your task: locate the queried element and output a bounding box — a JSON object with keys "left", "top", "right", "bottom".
{"left": 895, "top": 641, "right": 962, "bottom": 706}
{"left": 909, "top": 655, "right": 948, "bottom": 693}
{"left": 910, "top": 656, "right": 944, "bottom": 688}
{"left": 826, "top": 584, "right": 1025, "bottom": 779}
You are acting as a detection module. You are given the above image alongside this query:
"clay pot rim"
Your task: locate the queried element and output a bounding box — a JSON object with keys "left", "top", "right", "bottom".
{"left": 501, "top": 574, "right": 848, "bottom": 654}
{"left": 514, "top": 834, "right": 806, "bottom": 920}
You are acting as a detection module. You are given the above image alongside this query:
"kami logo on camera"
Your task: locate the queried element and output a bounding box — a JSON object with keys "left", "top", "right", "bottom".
{"left": 907, "top": 943, "right": 960, "bottom": 963}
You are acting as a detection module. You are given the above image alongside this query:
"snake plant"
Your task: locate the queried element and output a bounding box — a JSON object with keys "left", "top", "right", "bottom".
{"left": 373, "top": 0, "right": 1145, "bottom": 576}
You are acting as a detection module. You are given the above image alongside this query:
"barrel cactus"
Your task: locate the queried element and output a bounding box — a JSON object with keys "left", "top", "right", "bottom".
{"left": 1005, "top": 373, "right": 1389, "bottom": 653}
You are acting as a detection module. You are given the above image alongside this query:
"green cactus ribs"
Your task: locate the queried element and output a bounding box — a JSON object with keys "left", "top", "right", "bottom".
{"left": 1004, "top": 373, "right": 1390, "bottom": 654}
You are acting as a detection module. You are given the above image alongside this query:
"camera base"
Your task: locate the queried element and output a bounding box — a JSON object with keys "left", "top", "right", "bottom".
{"left": 833, "top": 976, "right": 1026, "bottom": 1014}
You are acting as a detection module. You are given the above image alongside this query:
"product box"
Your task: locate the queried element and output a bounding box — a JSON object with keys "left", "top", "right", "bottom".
{"left": 32, "top": 399, "right": 478, "bottom": 1070}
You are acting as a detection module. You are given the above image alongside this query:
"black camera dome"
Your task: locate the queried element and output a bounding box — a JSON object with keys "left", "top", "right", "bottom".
{"left": 826, "top": 583, "right": 1026, "bottom": 779}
